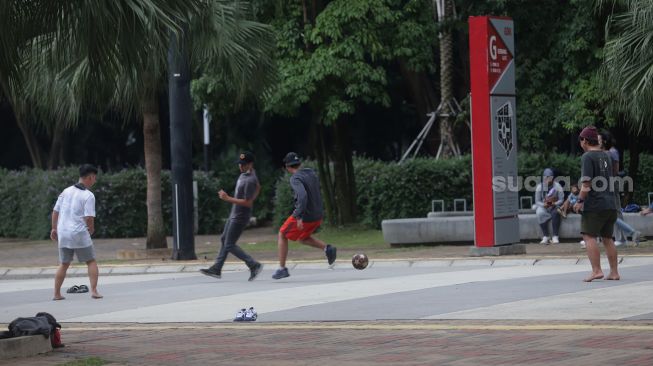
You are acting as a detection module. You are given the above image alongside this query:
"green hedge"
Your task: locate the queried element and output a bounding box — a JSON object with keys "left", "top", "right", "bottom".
{"left": 272, "top": 157, "right": 477, "bottom": 228}
{"left": 2, "top": 152, "right": 652, "bottom": 239}
{"left": 272, "top": 153, "right": 653, "bottom": 229}
{"left": 0, "top": 168, "right": 273, "bottom": 240}
{"left": 354, "top": 157, "right": 474, "bottom": 228}
{"left": 272, "top": 171, "right": 296, "bottom": 228}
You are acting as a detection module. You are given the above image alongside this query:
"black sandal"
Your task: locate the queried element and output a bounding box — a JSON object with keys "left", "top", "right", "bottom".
{"left": 66, "top": 285, "right": 80, "bottom": 293}
{"left": 66, "top": 285, "right": 89, "bottom": 293}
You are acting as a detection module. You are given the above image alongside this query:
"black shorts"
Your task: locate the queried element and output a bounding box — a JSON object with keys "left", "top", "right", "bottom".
{"left": 581, "top": 210, "right": 618, "bottom": 238}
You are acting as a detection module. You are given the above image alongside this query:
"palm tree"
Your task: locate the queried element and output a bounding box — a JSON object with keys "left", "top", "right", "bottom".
{"left": 601, "top": 0, "right": 653, "bottom": 136}
{"left": 0, "top": 0, "right": 204, "bottom": 168}
{"left": 600, "top": 0, "right": 653, "bottom": 204}
{"left": 1, "top": 0, "right": 205, "bottom": 249}
{"left": 1, "top": 1, "right": 273, "bottom": 248}
{"left": 112, "top": 0, "right": 275, "bottom": 249}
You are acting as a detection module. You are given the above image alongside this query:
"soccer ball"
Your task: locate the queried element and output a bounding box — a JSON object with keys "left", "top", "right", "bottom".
{"left": 352, "top": 253, "right": 369, "bottom": 270}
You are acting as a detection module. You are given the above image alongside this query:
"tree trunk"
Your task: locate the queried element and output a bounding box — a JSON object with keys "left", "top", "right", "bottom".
{"left": 15, "top": 116, "right": 45, "bottom": 169}
{"left": 313, "top": 118, "right": 338, "bottom": 225}
{"left": 332, "top": 119, "right": 356, "bottom": 224}
{"left": 398, "top": 60, "right": 440, "bottom": 155}
{"left": 48, "top": 120, "right": 67, "bottom": 169}
{"left": 624, "top": 135, "right": 640, "bottom": 206}
{"left": 436, "top": 0, "right": 460, "bottom": 159}
{"left": 142, "top": 94, "right": 168, "bottom": 250}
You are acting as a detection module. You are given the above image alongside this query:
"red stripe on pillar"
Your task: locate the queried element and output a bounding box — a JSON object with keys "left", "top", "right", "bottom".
{"left": 469, "top": 16, "right": 494, "bottom": 247}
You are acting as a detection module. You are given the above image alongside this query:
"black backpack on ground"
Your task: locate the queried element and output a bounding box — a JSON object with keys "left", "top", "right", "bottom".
{"left": 8, "top": 316, "right": 52, "bottom": 338}
{"left": 3, "top": 312, "right": 63, "bottom": 347}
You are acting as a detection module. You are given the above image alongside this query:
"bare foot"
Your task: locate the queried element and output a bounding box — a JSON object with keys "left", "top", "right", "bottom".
{"left": 605, "top": 272, "right": 620, "bottom": 280}
{"left": 52, "top": 296, "right": 65, "bottom": 301}
{"left": 583, "top": 272, "right": 604, "bottom": 282}
{"left": 91, "top": 292, "right": 103, "bottom": 299}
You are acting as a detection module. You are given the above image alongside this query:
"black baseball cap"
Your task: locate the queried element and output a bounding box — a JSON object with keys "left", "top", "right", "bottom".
{"left": 283, "top": 152, "right": 301, "bottom": 167}
{"left": 236, "top": 151, "right": 255, "bottom": 164}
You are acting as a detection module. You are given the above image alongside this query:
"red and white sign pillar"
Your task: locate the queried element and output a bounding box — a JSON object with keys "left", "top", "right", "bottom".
{"left": 469, "top": 16, "right": 520, "bottom": 251}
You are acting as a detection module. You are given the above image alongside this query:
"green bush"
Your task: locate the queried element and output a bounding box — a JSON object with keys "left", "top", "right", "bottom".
{"left": 272, "top": 157, "right": 475, "bottom": 229}
{"left": 0, "top": 167, "right": 77, "bottom": 239}
{"left": 2, "top": 152, "right": 652, "bottom": 239}
{"left": 0, "top": 168, "right": 243, "bottom": 239}
{"left": 355, "top": 156, "right": 474, "bottom": 228}
{"left": 273, "top": 172, "right": 295, "bottom": 228}
{"left": 272, "top": 153, "right": 653, "bottom": 229}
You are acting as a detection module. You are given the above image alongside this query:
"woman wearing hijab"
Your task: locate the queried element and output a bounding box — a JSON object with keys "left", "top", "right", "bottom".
{"left": 534, "top": 168, "right": 564, "bottom": 244}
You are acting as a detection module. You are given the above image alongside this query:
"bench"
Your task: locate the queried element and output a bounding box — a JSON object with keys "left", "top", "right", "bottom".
{"left": 382, "top": 212, "right": 651, "bottom": 245}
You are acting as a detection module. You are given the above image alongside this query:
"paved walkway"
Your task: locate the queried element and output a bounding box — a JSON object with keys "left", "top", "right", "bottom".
{"left": 1, "top": 225, "right": 652, "bottom": 279}
{"left": 3, "top": 228, "right": 653, "bottom": 365}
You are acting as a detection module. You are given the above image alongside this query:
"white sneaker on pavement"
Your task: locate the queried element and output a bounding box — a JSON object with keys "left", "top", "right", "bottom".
{"left": 540, "top": 236, "right": 550, "bottom": 244}
{"left": 551, "top": 236, "right": 560, "bottom": 244}
{"left": 580, "top": 240, "right": 586, "bottom": 249}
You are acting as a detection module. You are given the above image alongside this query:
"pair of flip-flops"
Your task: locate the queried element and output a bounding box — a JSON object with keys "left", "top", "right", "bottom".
{"left": 66, "top": 285, "right": 89, "bottom": 294}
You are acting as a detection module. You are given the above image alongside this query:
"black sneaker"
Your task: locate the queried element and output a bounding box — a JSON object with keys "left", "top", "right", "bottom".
{"left": 248, "top": 263, "right": 263, "bottom": 281}
{"left": 272, "top": 267, "right": 290, "bottom": 279}
{"left": 325, "top": 244, "right": 337, "bottom": 265}
{"left": 199, "top": 267, "right": 221, "bottom": 279}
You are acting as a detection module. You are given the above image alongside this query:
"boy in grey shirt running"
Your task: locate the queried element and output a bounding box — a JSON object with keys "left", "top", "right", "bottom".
{"left": 200, "top": 152, "right": 263, "bottom": 281}
{"left": 272, "top": 152, "right": 337, "bottom": 279}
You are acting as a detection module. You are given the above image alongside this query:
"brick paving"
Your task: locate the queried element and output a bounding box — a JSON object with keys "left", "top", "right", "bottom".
{"left": 6, "top": 321, "right": 653, "bottom": 366}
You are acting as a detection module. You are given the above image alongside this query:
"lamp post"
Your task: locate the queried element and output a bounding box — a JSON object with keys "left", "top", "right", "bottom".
{"left": 168, "top": 29, "right": 197, "bottom": 260}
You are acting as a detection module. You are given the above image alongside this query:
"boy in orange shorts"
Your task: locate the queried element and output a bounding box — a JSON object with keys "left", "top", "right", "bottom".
{"left": 272, "top": 152, "right": 337, "bottom": 279}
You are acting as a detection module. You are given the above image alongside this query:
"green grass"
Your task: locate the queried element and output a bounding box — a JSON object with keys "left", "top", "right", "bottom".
{"left": 55, "top": 225, "right": 388, "bottom": 264}
{"left": 57, "top": 357, "right": 107, "bottom": 366}
{"left": 236, "top": 225, "right": 385, "bottom": 253}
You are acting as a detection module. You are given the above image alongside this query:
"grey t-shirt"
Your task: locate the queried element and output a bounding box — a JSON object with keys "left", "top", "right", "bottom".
{"left": 580, "top": 150, "right": 617, "bottom": 212}
{"left": 229, "top": 170, "right": 258, "bottom": 224}
{"left": 290, "top": 168, "right": 323, "bottom": 222}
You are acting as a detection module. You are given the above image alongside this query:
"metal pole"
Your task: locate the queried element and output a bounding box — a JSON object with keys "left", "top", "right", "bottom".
{"left": 168, "top": 28, "right": 197, "bottom": 260}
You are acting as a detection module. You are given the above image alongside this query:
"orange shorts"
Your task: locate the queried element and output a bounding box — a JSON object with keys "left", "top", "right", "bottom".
{"left": 279, "top": 216, "right": 322, "bottom": 241}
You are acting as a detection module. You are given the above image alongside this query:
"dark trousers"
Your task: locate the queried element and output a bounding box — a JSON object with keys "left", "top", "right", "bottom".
{"left": 540, "top": 208, "right": 561, "bottom": 237}
{"left": 213, "top": 219, "right": 256, "bottom": 271}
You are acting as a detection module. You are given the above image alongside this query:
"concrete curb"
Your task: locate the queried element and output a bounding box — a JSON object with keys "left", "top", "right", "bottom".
{"left": 2, "top": 256, "right": 653, "bottom": 280}
{"left": 0, "top": 335, "right": 52, "bottom": 359}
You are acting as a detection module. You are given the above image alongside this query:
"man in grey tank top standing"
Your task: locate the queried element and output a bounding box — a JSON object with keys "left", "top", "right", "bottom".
{"left": 573, "top": 126, "right": 619, "bottom": 282}
{"left": 200, "top": 152, "right": 263, "bottom": 281}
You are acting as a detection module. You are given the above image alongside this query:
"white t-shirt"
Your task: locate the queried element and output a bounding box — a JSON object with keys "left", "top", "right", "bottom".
{"left": 53, "top": 185, "right": 96, "bottom": 249}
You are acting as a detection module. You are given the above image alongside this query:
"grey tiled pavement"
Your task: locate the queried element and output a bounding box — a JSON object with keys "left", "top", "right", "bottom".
{"left": 2, "top": 228, "right": 653, "bottom": 365}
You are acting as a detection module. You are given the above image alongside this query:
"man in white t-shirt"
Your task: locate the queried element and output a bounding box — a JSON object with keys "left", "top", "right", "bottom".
{"left": 50, "top": 164, "right": 102, "bottom": 300}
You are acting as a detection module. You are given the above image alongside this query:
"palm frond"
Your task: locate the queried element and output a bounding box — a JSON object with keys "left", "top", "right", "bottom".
{"left": 601, "top": 0, "right": 653, "bottom": 136}
{"left": 189, "top": 0, "right": 277, "bottom": 104}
